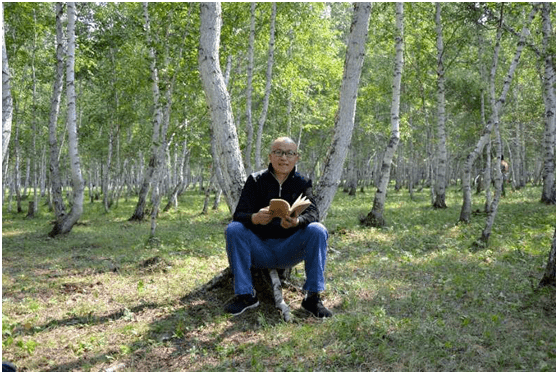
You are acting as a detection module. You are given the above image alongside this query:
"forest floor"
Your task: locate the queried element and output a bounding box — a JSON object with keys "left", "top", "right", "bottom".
{"left": 2, "top": 185, "right": 555, "bottom": 372}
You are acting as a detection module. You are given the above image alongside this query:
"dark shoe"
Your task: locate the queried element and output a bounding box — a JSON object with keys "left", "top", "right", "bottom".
{"left": 301, "top": 292, "right": 332, "bottom": 318}
{"left": 225, "top": 293, "right": 259, "bottom": 316}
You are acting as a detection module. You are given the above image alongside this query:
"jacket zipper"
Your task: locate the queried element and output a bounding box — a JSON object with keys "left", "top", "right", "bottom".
{"left": 272, "top": 173, "right": 284, "bottom": 197}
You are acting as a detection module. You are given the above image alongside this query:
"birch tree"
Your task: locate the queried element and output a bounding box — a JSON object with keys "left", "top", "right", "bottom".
{"left": 254, "top": 2, "right": 276, "bottom": 170}
{"left": 49, "top": 2, "right": 85, "bottom": 237}
{"left": 540, "top": 2, "right": 556, "bottom": 205}
{"left": 163, "top": 127, "right": 190, "bottom": 212}
{"left": 433, "top": 2, "right": 447, "bottom": 209}
{"left": 459, "top": 20, "right": 501, "bottom": 223}
{"left": 199, "top": 2, "right": 246, "bottom": 212}
{"left": 2, "top": 3, "right": 12, "bottom": 167}
{"left": 244, "top": 2, "right": 255, "bottom": 174}
{"left": 361, "top": 2, "right": 403, "bottom": 227}
{"left": 29, "top": 10, "right": 39, "bottom": 217}
{"left": 476, "top": 6, "right": 537, "bottom": 247}
{"left": 460, "top": 6, "right": 535, "bottom": 224}
{"left": 149, "top": 6, "right": 191, "bottom": 235}
{"left": 129, "top": 3, "right": 189, "bottom": 227}
{"left": 48, "top": 2, "right": 66, "bottom": 221}
{"left": 314, "top": 2, "right": 371, "bottom": 219}
{"left": 129, "top": 2, "right": 164, "bottom": 222}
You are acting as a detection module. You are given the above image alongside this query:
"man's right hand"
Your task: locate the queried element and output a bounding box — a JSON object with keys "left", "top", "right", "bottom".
{"left": 252, "top": 207, "right": 273, "bottom": 225}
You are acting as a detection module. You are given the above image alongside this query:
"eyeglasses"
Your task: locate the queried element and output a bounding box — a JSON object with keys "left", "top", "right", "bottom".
{"left": 271, "top": 150, "right": 298, "bottom": 159}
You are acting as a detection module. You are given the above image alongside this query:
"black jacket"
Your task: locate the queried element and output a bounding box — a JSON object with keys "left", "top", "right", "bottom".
{"left": 233, "top": 164, "right": 320, "bottom": 239}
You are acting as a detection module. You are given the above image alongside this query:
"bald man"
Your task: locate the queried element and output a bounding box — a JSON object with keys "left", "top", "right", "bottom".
{"left": 225, "top": 137, "right": 332, "bottom": 318}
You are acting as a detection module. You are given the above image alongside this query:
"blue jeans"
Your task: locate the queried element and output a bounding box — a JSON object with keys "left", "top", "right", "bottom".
{"left": 225, "top": 221, "right": 328, "bottom": 295}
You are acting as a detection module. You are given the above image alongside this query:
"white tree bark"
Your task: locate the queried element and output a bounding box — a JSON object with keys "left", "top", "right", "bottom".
{"left": 199, "top": 2, "right": 246, "bottom": 212}
{"left": 478, "top": 6, "right": 536, "bottom": 246}
{"left": 102, "top": 49, "right": 120, "bottom": 213}
{"left": 50, "top": 2, "right": 85, "bottom": 237}
{"left": 540, "top": 2, "right": 556, "bottom": 204}
{"left": 30, "top": 10, "right": 40, "bottom": 216}
{"left": 131, "top": 3, "right": 189, "bottom": 226}
{"left": 433, "top": 2, "right": 447, "bottom": 209}
{"left": 48, "top": 2, "right": 66, "bottom": 221}
{"left": 460, "top": 23, "right": 493, "bottom": 223}
{"left": 484, "top": 140, "right": 492, "bottom": 212}
{"left": 2, "top": 3, "right": 13, "bottom": 167}
{"left": 362, "top": 2, "right": 403, "bottom": 227}
{"left": 164, "top": 126, "right": 190, "bottom": 212}
{"left": 244, "top": 2, "right": 256, "bottom": 174}
{"left": 149, "top": 7, "right": 190, "bottom": 234}
{"left": 13, "top": 116, "right": 22, "bottom": 213}
{"left": 461, "top": 7, "right": 535, "bottom": 224}
{"left": 255, "top": 2, "right": 276, "bottom": 170}
{"left": 130, "top": 2, "right": 163, "bottom": 222}
{"left": 314, "top": 2, "right": 371, "bottom": 220}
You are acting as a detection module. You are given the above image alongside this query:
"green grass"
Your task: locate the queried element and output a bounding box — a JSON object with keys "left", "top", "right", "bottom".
{"left": 2, "top": 186, "right": 555, "bottom": 371}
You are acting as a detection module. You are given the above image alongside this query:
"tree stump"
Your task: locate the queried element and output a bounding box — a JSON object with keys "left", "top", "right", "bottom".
{"left": 201, "top": 266, "right": 294, "bottom": 322}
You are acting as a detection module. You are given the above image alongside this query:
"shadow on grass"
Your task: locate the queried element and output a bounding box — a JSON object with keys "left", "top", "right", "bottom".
{"left": 43, "top": 268, "right": 321, "bottom": 372}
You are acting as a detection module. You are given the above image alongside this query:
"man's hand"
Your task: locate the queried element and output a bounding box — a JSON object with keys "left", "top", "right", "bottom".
{"left": 280, "top": 215, "right": 299, "bottom": 229}
{"left": 252, "top": 207, "right": 273, "bottom": 225}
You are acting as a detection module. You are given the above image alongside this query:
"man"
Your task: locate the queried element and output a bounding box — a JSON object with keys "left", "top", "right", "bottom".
{"left": 225, "top": 137, "right": 332, "bottom": 318}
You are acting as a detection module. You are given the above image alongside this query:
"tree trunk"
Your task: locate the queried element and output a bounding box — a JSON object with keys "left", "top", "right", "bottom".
{"left": 539, "top": 229, "right": 556, "bottom": 288}
{"left": 208, "top": 128, "right": 226, "bottom": 211}
{"left": 201, "top": 167, "right": 215, "bottom": 215}
{"left": 2, "top": 3, "right": 13, "bottom": 167}
{"left": 255, "top": 2, "right": 276, "bottom": 171}
{"left": 50, "top": 2, "right": 85, "bottom": 237}
{"left": 484, "top": 142, "right": 492, "bottom": 212}
{"left": 361, "top": 2, "right": 403, "bottom": 228}
{"left": 513, "top": 121, "right": 526, "bottom": 189}
{"left": 408, "top": 139, "right": 415, "bottom": 200}
{"left": 13, "top": 102, "right": 22, "bottom": 213}
{"left": 129, "top": 4, "right": 162, "bottom": 221}
{"left": 476, "top": 5, "right": 536, "bottom": 247}
{"left": 461, "top": 25, "right": 491, "bottom": 223}
{"left": 147, "top": 6, "right": 190, "bottom": 234}
{"left": 345, "top": 145, "right": 357, "bottom": 196}
{"left": 39, "top": 145, "right": 47, "bottom": 197}
{"left": 519, "top": 122, "right": 527, "bottom": 188}
{"left": 540, "top": 2, "right": 556, "bottom": 205}
{"left": 48, "top": 2, "right": 66, "bottom": 221}
{"left": 164, "top": 133, "right": 190, "bottom": 212}
{"left": 244, "top": 2, "right": 255, "bottom": 175}
{"left": 103, "top": 49, "right": 120, "bottom": 213}
{"left": 433, "top": 2, "right": 447, "bottom": 209}
{"left": 131, "top": 2, "right": 177, "bottom": 222}
{"left": 314, "top": 2, "right": 371, "bottom": 220}
{"left": 479, "top": 127, "right": 503, "bottom": 246}
{"left": 394, "top": 145, "right": 403, "bottom": 191}
{"left": 212, "top": 188, "right": 222, "bottom": 210}
{"left": 199, "top": 2, "right": 246, "bottom": 212}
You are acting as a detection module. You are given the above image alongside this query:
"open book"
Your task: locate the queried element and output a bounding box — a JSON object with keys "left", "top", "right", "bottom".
{"left": 269, "top": 194, "right": 312, "bottom": 219}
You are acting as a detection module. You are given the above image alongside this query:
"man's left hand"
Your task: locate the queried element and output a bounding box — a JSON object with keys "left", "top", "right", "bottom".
{"left": 280, "top": 216, "right": 299, "bottom": 229}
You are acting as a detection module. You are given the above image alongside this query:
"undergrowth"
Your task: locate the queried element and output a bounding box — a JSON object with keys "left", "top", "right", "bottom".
{"left": 2, "top": 185, "right": 555, "bottom": 371}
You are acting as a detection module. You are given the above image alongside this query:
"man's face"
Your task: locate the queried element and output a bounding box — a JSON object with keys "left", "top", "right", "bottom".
{"left": 269, "top": 141, "right": 299, "bottom": 176}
